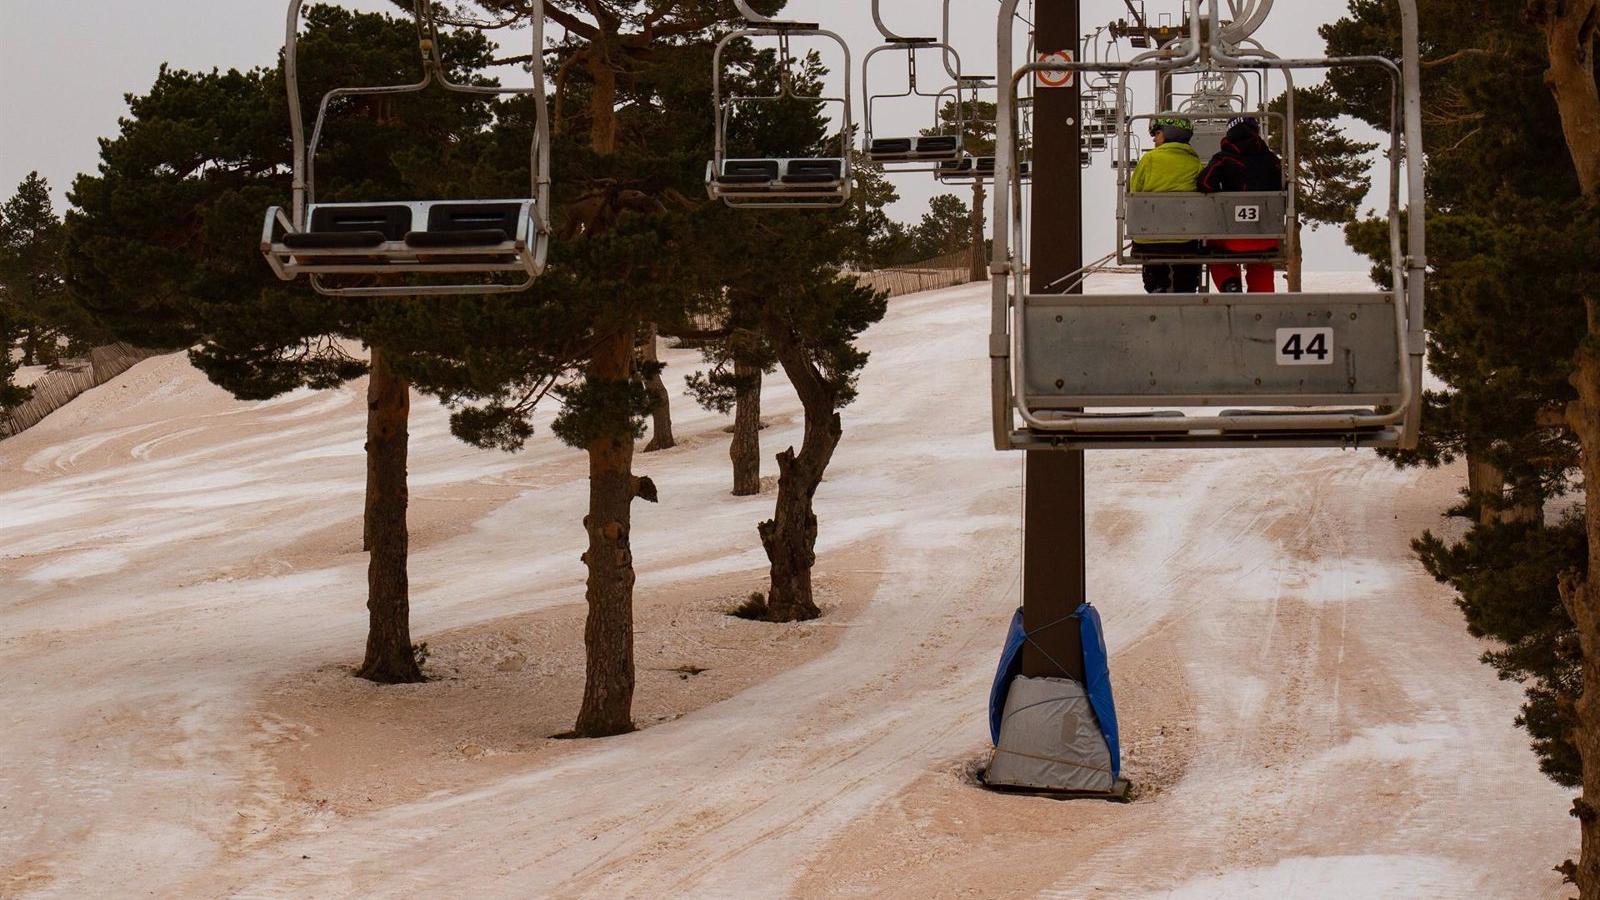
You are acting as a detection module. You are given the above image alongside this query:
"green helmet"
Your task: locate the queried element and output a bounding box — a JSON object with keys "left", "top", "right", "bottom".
{"left": 1148, "top": 116, "right": 1195, "bottom": 143}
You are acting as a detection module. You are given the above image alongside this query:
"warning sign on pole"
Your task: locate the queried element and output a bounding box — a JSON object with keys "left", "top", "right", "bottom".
{"left": 1036, "top": 50, "right": 1075, "bottom": 88}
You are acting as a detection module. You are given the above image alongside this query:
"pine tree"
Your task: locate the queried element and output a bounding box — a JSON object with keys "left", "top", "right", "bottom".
{"left": 64, "top": 6, "right": 509, "bottom": 684}
{"left": 0, "top": 300, "right": 28, "bottom": 411}
{"left": 425, "top": 0, "right": 758, "bottom": 736}
{"left": 686, "top": 309, "right": 775, "bottom": 497}
{"left": 699, "top": 47, "right": 890, "bottom": 622}
{"left": 0, "top": 173, "right": 91, "bottom": 368}
{"left": 909, "top": 193, "right": 974, "bottom": 260}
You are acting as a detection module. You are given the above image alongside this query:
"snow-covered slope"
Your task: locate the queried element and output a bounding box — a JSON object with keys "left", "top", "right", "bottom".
{"left": 0, "top": 275, "right": 1574, "bottom": 898}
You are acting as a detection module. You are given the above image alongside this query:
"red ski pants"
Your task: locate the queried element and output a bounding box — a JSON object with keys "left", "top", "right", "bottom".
{"left": 1210, "top": 262, "right": 1277, "bottom": 293}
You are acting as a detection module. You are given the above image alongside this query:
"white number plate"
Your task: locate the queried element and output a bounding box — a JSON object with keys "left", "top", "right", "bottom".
{"left": 1276, "top": 328, "right": 1333, "bottom": 366}
{"left": 1234, "top": 205, "right": 1262, "bottom": 223}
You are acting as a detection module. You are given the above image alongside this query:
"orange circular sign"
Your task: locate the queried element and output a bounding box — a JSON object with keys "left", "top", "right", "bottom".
{"left": 1036, "top": 51, "right": 1076, "bottom": 88}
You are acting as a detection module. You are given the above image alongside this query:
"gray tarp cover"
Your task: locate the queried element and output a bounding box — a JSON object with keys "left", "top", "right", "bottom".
{"left": 986, "top": 675, "right": 1116, "bottom": 793}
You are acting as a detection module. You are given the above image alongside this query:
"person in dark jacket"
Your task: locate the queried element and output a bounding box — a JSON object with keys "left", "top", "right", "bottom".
{"left": 1198, "top": 116, "right": 1284, "bottom": 293}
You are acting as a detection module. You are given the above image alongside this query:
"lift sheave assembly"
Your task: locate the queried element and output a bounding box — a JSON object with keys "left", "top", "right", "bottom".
{"left": 989, "top": 0, "right": 1427, "bottom": 451}
{"left": 707, "top": 0, "right": 853, "bottom": 209}
{"left": 261, "top": 0, "right": 552, "bottom": 297}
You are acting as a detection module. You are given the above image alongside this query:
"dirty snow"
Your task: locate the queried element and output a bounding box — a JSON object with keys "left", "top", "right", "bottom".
{"left": 0, "top": 274, "right": 1575, "bottom": 898}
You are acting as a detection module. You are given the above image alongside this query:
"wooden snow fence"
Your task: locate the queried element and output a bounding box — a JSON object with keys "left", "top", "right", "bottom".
{"left": 1, "top": 344, "right": 162, "bottom": 439}
{"left": 852, "top": 248, "right": 978, "bottom": 298}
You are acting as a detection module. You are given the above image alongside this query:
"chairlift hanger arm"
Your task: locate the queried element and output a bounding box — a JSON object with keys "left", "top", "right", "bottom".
{"left": 1120, "top": 0, "right": 1148, "bottom": 29}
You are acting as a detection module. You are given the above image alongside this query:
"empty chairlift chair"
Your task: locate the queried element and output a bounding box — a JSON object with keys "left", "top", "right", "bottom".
{"left": 862, "top": 1, "right": 974, "bottom": 169}
{"left": 260, "top": 0, "right": 552, "bottom": 297}
{"left": 707, "top": 1, "right": 853, "bottom": 210}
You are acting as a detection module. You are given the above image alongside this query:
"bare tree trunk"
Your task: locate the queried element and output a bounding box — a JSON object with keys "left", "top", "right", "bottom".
{"left": 575, "top": 327, "right": 640, "bottom": 737}
{"left": 641, "top": 324, "right": 675, "bottom": 452}
{"left": 969, "top": 178, "right": 989, "bottom": 283}
{"left": 1288, "top": 216, "right": 1304, "bottom": 293}
{"left": 358, "top": 348, "right": 422, "bottom": 684}
{"left": 757, "top": 337, "right": 840, "bottom": 622}
{"left": 731, "top": 353, "right": 762, "bottom": 496}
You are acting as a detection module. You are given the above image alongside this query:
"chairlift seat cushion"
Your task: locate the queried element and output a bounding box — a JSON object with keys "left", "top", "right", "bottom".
{"left": 405, "top": 229, "right": 513, "bottom": 248}
{"left": 916, "top": 136, "right": 960, "bottom": 155}
{"left": 282, "top": 230, "right": 389, "bottom": 250}
{"left": 718, "top": 160, "right": 782, "bottom": 184}
{"left": 871, "top": 138, "right": 915, "bottom": 156}
{"left": 782, "top": 159, "right": 844, "bottom": 183}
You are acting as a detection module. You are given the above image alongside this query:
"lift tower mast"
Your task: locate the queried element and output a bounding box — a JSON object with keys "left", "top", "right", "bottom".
{"left": 1021, "top": 1, "right": 1087, "bottom": 686}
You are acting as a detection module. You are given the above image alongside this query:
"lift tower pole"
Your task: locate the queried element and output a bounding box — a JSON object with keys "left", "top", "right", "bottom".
{"left": 1021, "top": 0, "right": 1086, "bottom": 684}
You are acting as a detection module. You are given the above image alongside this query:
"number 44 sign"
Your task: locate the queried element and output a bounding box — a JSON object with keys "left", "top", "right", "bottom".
{"left": 1277, "top": 327, "right": 1334, "bottom": 366}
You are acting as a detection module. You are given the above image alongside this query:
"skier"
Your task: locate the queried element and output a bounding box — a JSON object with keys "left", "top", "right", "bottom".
{"left": 1128, "top": 116, "right": 1204, "bottom": 294}
{"left": 1198, "top": 116, "right": 1285, "bottom": 293}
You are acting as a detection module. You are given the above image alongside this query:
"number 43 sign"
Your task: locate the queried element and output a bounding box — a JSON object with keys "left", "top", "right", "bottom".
{"left": 1277, "top": 327, "right": 1333, "bottom": 366}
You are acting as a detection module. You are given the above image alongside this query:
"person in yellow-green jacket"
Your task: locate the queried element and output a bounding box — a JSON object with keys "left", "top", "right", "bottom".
{"left": 1129, "top": 116, "right": 1203, "bottom": 293}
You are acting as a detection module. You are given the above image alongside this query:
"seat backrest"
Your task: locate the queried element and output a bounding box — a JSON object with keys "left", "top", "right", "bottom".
{"left": 426, "top": 202, "right": 522, "bottom": 235}
{"left": 1125, "top": 192, "right": 1288, "bottom": 240}
{"left": 786, "top": 159, "right": 843, "bottom": 180}
{"left": 308, "top": 205, "right": 411, "bottom": 241}
{"left": 724, "top": 159, "right": 781, "bottom": 180}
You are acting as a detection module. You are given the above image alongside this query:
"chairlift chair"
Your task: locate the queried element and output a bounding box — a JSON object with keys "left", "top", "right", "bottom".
{"left": 261, "top": 0, "right": 551, "bottom": 298}
{"left": 862, "top": 0, "right": 975, "bottom": 169}
{"left": 708, "top": 0, "right": 853, "bottom": 209}
{"left": 988, "top": 0, "right": 1428, "bottom": 451}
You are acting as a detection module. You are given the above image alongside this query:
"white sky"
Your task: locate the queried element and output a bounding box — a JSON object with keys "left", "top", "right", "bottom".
{"left": 0, "top": 0, "right": 1374, "bottom": 269}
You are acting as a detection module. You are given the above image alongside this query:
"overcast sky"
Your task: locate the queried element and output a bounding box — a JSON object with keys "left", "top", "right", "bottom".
{"left": 0, "top": 0, "right": 1372, "bottom": 269}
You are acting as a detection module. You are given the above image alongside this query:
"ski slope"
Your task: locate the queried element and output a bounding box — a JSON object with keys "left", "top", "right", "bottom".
{"left": 0, "top": 275, "right": 1575, "bottom": 898}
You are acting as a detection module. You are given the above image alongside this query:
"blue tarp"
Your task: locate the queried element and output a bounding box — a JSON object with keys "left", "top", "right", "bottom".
{"left": 987, "top": 603, "right": 1121, "bottom": 779}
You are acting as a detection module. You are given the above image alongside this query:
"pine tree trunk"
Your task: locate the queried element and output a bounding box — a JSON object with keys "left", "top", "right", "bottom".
{"left": 969, "top": 178, "right": 989, "bottom": 283}
{"left": 731, "top": 354, "right": 762, "bottom": 496}
{"left": 642, "top": 324, "right": 675, "bottom": 452}
{"left": 575, "top": 327, "right": 639, "bottom": 737}
{"left": 1536, "top": 0, "right": 1600, "bottom": 196}
{"left": 1288, "top": 216, "right": 1304, "bottom": 293}
{"left": 1564, "top": 297, "right": 1600, "bottom": 898}
{"left": 757, "top": 338, "right": 840, "bottom": 622}
{"left": 1468, "top": 454, "right": 1546, "bottom": 526}
{"left": 587, "top": 51, "right": 619, "bottom": 155}
{"left": 357, "top": 348, "right": 422, "bottom": 684}
{"left": 1540, "top": 8, "right": 1600, "bottom": 891}
{"left": 1466, "top": 452, "right": 1505, "bottom": 526}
